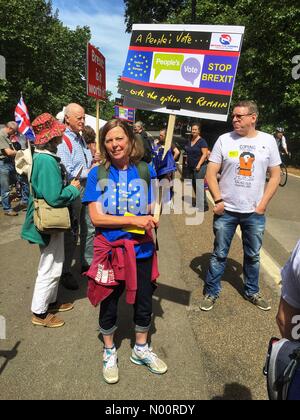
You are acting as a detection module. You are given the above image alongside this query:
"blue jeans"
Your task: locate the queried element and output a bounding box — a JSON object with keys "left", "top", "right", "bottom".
{"left": 205, "top": 210, "right": 266, "bottom": 298}
{"left": 17, "top": 174, "right": 29, "bottom": 204}
{"left": 0, "top": 160, "right": 15, "bottom": 211}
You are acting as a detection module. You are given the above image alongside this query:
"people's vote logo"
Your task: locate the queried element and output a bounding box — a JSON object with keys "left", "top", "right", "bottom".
{"left": 181, "top": 58, "right": 201, "bottom": 85}
{"left": 219, "top": 34, "right": 232, "bottom": 46}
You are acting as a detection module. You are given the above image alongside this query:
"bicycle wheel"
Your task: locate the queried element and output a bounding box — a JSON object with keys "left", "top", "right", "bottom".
{"left": 279, "top": 164, "right": 288, "bottom": 187}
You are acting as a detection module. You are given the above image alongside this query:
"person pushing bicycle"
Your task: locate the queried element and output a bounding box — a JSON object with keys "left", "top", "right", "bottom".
{"left": 274, "top": 127, "right": 289, "bottom": 157}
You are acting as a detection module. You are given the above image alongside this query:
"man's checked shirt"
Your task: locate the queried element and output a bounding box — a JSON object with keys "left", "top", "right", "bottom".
{"left": 57, "top": 127, "right": 93, "bottom": 181}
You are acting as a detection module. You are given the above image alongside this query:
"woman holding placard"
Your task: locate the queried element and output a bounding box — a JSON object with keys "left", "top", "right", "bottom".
{"left": 82, "top": 119, "right": 167, "bottom": 384}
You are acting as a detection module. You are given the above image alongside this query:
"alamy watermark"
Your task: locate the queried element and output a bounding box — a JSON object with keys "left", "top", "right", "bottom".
{"left": 0, "top": 55, "right": 6, "bottom": 80}
{"left": 96, "top": 177, "right": 206, "bottom": 226}
{"left": 291, "top": 315, "right": 300, "bottom": 340}
{"left": 0, "top": 315, "right": 6, "bottom": 339}
{"left": 292, "top": 55, "right": 300, "bottom": 80}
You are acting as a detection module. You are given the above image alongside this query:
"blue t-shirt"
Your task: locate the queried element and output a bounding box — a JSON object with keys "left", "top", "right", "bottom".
{"left": 185, "top": 137, "right": 208, "bottom": 169}
{"left": 82, "top": 164, "right": 157, "bottom": 259}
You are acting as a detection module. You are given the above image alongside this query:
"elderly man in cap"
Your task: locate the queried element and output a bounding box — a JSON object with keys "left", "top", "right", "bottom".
{"left": 0, "top": 121, "right": 19, "bottom": 216}
{"left": 57, "top": 103, "right": 100, "bottom": 290}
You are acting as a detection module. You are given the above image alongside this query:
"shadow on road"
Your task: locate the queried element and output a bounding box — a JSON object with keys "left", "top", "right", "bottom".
{"left": 97, "top": 282, "right": 191, "bottom": 349}
{"left": 211, "top": 382, "right": 253, "bottom": 400}
{"left": 0, "top": 341, "right": 21, "bottom": 375}
{"left": 190, "top": 253, "right": 245, "bottom": 297}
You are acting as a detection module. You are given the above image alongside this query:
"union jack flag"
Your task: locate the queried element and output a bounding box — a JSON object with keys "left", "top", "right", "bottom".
{"left": 14, "top": 96, "right": 35, "bottom": 141}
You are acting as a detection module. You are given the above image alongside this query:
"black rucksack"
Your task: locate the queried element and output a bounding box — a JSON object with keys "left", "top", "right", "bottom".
{"left": 264, "top": 337, "right": 300, "bottom": 400}
{"left": 96, "top": 162, "right": 159, "bottom": 250}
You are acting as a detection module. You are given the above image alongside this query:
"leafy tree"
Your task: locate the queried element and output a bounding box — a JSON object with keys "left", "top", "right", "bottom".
{"left": 123, "top": 0, "right": 300, "bottom": 162}
{"left": 124, "top": 0, "right": 185, "bottom": 32}
{"left": 100, "top": 91, "right": 115, "bottom": 121}
{"left": 0, "top": 0, "right": 114, "bottom": 122}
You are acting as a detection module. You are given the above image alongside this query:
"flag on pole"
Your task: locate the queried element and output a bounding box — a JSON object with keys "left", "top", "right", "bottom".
{"left": 15, "top": 96, "right": 35, "bottom": 141}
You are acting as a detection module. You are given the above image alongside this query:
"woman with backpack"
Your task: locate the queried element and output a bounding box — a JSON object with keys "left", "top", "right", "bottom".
{"left": 21, "top": 113, "right": 81, "bottom": 328}
{"left": 82, "top": 119, "right": 167, "bottom": 384}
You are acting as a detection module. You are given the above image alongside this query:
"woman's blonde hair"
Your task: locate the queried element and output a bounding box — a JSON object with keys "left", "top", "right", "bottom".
{"left": 100, "top": 119, "right": 144, "bottom": 168}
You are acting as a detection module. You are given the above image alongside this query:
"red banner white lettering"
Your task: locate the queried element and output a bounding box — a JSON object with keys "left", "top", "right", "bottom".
{"left": 87, "top": 43, "right": 106, "bottom": 100}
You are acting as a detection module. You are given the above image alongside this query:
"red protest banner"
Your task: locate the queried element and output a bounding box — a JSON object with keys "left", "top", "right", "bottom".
{"left": 87, "top": 43, "right": 106, "bottom": 100}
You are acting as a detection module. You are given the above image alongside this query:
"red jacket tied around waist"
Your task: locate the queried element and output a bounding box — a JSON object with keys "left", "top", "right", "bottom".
{"left": 86, "top": 232, "right": 159, "bottom": 306}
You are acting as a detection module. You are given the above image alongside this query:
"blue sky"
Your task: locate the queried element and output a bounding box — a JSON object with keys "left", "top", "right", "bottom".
{"left": 51, "top": 0, "right": 131, "bottom": 99}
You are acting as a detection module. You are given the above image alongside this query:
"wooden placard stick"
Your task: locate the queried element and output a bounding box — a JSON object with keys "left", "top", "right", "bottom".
{"left": 153, "top": 192, "right": 162, "bottom": 223}
{"left": 162, "top": 114, "right": 176, "bottom": 160}
{"left": 154, "top": 113, "right": 176, "bottom": 222}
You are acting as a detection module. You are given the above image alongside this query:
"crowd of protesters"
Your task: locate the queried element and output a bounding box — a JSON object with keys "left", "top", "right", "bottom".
{"left": 0, "top": 122, "right": 29, "bottom": 216}
{"left": 2, "top": 99, "right": 299, "bottom": 394}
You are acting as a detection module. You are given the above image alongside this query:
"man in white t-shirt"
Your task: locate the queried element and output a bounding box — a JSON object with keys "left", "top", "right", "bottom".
{"left": 200, "top": 100, "right": 281, "bottom": 312}
{"left": 276, "top": 240, "right": 300, "bottom": 340}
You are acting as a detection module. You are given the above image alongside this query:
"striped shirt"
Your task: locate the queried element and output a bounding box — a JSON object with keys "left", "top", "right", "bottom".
{"left": 57, "top": 128, "right": 93, "bottom": 181}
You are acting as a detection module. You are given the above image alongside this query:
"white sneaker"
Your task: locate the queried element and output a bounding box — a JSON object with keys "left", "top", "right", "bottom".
{"left": 103, "top": 347, "right": 119, "bottom": 384}
{"left": 130, "top": 345, "right": 167, "bottom": 374}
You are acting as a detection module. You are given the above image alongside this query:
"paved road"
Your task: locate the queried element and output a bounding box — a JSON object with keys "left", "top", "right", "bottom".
{"left": 264, "top": 173, "right": 300, "bottom": 266}
{"left": 0, "top": 211, "right": 208, "bottom": 400}
{"left": 150, "top": 128, "right": 300, "bottom": 268}
{"left": 1, "top": 156, "right": 296, "bottom": 400}
{"left": 0, "top": 199, "right": 281, "bottom": 400}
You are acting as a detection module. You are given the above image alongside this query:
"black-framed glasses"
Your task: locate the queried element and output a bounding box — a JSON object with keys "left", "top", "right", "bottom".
{"left": 231, "top": 113, "right": 254, "bottom": 120}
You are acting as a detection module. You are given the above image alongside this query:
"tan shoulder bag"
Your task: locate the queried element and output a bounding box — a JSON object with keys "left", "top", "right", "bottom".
{"left": 31, "top": 151, "right": 71, "bottom": 234}
{"left": 33, "top": 198, "right": 71, "bottom": 234}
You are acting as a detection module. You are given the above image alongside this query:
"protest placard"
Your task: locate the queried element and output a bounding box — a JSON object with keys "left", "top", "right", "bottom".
{"left": 118, "top": 24, "right": 244, "bottom": 121}
{"left": 86, "top": 43, "right": 106, "bottom": 152}
{"left": 114, "top": 105, "right": 136, "bottom": 123}
{"left": 87, "top": 43, "right": 106, "bottom": 100}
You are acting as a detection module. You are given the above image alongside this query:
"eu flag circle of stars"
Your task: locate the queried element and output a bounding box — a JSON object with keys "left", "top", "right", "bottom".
{"left": 123, "top": 50, "right": 153, "bottom": 82}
